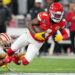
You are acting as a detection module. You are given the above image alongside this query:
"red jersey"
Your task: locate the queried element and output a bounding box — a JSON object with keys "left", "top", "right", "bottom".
{"left": 66, "top": 12, "right": 75, "bottom": 31}
{"left": 30, "top": 12, "right": 66, "bottom": 42}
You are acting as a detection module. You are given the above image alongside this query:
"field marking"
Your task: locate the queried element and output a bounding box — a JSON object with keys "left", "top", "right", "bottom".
{"left": 41, "top": 56, "right": 75, "bottom": 59}
{"left": 1, "top": 73, "right": 75, "bottom": 75}
{"left": 0, "top": 68, "right": 74, "bottom": 71}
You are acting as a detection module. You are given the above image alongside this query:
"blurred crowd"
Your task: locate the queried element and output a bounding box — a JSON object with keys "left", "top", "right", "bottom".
{"left": 0, "top": 0, "right": 75, "bottom": 56}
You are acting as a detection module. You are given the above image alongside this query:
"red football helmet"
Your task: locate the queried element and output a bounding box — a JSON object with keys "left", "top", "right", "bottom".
{"left": 49, "top": 3, "right": 64, "bottom": 23}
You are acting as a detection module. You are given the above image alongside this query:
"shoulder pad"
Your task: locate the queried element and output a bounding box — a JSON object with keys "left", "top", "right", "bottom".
{"left": 61, "top": 19, "right": 66, "bottom": 28}
{"left": 37, "top": 12, "right": 48, "bottom": 21}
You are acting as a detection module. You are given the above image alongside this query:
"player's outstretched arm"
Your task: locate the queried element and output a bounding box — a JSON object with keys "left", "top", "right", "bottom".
{"left": 0, "top": 59, "right": 4, "bottom": 66}
{"left": 26, "top": 18, "right": 45, "bottom": 41}
{"left": 26, "top": 18, "right": 40, "bottom": 35}
{"left": 0, "top": 59, "right": 8, "bottom": 68}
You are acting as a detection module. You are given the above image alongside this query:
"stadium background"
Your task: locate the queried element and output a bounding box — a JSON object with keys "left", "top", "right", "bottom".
{"left": 0, "top": 0, "right": 75, "bottom": 74}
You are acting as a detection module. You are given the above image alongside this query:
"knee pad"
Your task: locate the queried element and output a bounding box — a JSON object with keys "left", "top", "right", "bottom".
{"left": 7, "top": 48, "right": 15, "bottom": 56}
{"left": 22, "top": 57, "right": 29, "bottom": 65}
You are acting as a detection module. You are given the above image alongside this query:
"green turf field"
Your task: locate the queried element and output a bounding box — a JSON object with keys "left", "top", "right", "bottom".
{"left": 0, "top": 57, "right": 75, "bottom": 73}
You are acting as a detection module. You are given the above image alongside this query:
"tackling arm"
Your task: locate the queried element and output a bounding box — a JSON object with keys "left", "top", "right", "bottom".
{"left": 0, "top": 59, "right": 4, "bottom": 66}
{"left": 0, "top": 59, "right": 7, "bottom": 68}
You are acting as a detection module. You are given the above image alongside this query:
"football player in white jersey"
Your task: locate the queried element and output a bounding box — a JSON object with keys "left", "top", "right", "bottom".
{"left": 0, "top": 33, "right": 25, "bottom": 68}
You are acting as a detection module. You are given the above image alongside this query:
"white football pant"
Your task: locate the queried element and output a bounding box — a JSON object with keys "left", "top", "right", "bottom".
{"left": 11, "top": 29, "right": 44, "bottom": 62}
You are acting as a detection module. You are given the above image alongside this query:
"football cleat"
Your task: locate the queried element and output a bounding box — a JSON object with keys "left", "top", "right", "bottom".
{"left": 3, "top": 56, "right": 12, "bottom": 63}
{"left": 22, "top": 57, "right": 29, "bottom": 65}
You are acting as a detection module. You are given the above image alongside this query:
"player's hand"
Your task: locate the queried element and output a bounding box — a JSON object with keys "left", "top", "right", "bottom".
{"left": 35, "top": 32, "right": 45, "bottom": 40}
{"left": 55, "top": 35, "right": 63, "bottom": 42}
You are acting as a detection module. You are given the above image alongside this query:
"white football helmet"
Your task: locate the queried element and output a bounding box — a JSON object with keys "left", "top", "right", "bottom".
{"left": 0, "top": 33, "right": 12, "bottom": 50}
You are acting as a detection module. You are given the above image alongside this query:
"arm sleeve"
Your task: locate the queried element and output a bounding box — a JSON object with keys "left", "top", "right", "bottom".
{"left": 61, "top": 29, "right": 68, "bottom": 40}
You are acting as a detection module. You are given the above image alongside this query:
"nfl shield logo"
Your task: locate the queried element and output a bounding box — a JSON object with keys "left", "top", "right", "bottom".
{"left": 42, "top": 20, "right": 46, "bottom": 23}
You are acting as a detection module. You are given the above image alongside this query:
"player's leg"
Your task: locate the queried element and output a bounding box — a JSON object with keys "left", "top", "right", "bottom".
{"left": 3, "top": 33, "right": 29, "bottom": 63}
{"left": 7, "top": 33, "right": 29, "bottom": 56}
{"left": 22, "top": 43, "right": 43, "bottom": 65}
{"left": 12, "top": 49, "right": 26, "bottom": 65}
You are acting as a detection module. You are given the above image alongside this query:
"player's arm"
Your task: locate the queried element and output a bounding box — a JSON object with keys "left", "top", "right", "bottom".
{"left": 26, "top": 12, "right": 46, "bottom": 35}
{"left": 60, "top": 28, "right": 68, "bottom": 40}
{"left": 0, "top": 59, "right": 8, "bottom": 68}
{"left": 0, "top": 59, "right": 4, "bottom": 66}
{"left": 26, "top": 12, "right": 46, "bottom": 41}
{"left": 60, "top": 20, "right": 68, "bottom": 40}
{"left": 0, "top": 54, "right": 8, "bottom": 68}
{"left": 55, "top": 28, "right": 68, "bottom": 42}
{"left": 26, "top": 18, "right": 45, "bottom": 40}
{"left": 26, "top": 18, "right": 40, "bottom": 35}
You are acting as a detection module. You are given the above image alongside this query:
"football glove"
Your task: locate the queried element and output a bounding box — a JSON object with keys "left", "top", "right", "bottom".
{"left": 35, "top": 32, "right": 45, "bottom": 41}
{"left": 55, "top": 35, "right": 63, "bottom": 42}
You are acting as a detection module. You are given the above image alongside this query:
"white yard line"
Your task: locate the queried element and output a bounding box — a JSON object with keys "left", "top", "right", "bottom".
{"left": 41, "top": 56, "right": 75, "bottom": 59}
{"left": 1, "top": 73, "right": 75, "bottom": 75}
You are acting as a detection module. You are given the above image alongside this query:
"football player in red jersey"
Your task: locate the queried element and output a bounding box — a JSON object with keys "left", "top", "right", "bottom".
{"left": 3, "top": 3, "right": 68, "bottom": 66}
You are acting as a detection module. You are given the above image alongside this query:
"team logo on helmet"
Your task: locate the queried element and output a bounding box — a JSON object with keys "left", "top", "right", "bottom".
{"left": 0, "top": 33, "right": 11, "bottom": 45}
